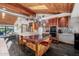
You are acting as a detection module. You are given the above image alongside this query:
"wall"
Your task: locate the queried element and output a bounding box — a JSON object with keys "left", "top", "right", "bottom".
{"left": 69, "top": 3, "right": 79, "bottom": 33}
{"left": 69, "top": 17, "right": 79, "bottom": 33}
{"left": 67, "top": 3, "right": 79, "bottom": 44}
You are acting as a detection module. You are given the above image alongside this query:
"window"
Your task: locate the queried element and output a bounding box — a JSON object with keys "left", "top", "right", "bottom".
{"left": 0, "top": 25, "right": 14, "bottom": 36}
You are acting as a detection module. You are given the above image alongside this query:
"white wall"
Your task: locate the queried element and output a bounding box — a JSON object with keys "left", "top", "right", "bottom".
{"left": 69, "top": 17, "right": 79, "bottom": 33}
{"left": 65, "top": 3, "right": 79, "bottom": 44}
{"left": 69, "top": 3, "right": 79, "bottom": 33}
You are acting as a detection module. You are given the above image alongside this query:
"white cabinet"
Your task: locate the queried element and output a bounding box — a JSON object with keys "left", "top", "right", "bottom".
{"left": 59, "top": 33, "right": 74, "bottom": 44}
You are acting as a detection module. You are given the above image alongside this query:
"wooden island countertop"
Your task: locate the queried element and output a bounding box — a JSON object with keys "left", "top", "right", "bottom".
{"left": 18, "top": 32, "right": 52, "bottom": 56}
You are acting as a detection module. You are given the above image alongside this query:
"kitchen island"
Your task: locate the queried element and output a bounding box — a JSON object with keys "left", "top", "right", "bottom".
{"left": 18, "top": 32, "right": 52, "bottom": 56}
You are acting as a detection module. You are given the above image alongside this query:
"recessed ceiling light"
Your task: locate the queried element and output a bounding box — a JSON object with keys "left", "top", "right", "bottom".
{"left": 29, "top": 5, "right": 48, "bottom": 10}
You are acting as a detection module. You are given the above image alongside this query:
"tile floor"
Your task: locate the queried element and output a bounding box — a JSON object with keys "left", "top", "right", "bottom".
{"left": 0, "top": 35, "right": 79, "bottom": 56}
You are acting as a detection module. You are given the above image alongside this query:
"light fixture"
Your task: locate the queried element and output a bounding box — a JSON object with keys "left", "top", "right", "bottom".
{"left": 29, "top": 5, "right": 48, "bottom": 10}
{"left": 2, "top": 12, "right": 5, "bottom": 19}
{"left": 2, "top": 8, "right": 6, "bottom": 19}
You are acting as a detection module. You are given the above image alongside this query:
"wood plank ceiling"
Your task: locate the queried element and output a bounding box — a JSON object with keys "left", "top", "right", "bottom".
{"left": 0, "top": 3, "right": 74, "bottom": 15}
{"left": 0, "top": 13, "right": 17, "bottom": 25}
{"left": 20, "top": 3, "right": 74, "bottom": 14}
{"left": 0, "top": 3, "right": 74, "bottom": 25}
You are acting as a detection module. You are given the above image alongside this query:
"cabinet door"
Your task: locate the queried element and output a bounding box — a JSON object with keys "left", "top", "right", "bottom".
{"left": 48, "top": 18, "right": 57, "bottom": 26}
{"left": 58, "top": 17, "right": 68, "bottom": 27}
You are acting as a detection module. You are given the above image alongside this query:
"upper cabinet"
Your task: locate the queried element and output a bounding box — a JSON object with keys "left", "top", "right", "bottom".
{"left": 58, "top": 17, "right": 69, "bottom": 27}
{"left": 48, "top": 18, "right": 57, "bottom": 26}
{"left": 47, "top": 16, "right": 69, "bottom": 27}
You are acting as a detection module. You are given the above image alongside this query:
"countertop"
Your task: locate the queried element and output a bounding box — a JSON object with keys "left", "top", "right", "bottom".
{"left": 19, "top": 32, "right": 49, "bottom": 36}
{"left": 19, "top": 32, "right": 39, "bottom": 36}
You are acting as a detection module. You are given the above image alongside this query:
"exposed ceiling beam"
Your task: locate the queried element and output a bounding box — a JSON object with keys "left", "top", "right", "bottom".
{"left": 7, "top": 3, "right": 36, "bottom": 14}
{"left": 39, "top": 13, "right": 71, "bottom": 21}
{"left": 0, "top": 3, "right": 36, "bottom": 16}
{"left": 0, "top": 8, "right": 29, "bottom": 18}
